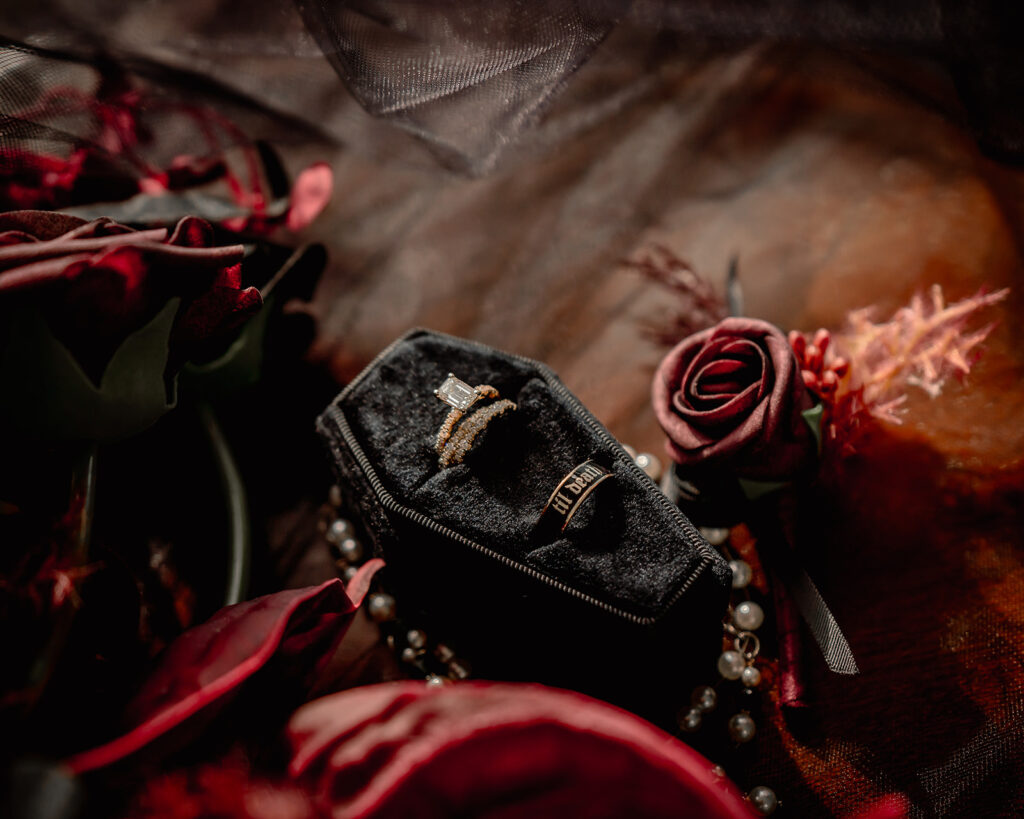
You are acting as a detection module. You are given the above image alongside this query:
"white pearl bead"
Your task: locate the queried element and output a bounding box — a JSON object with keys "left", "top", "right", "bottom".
{"left": 326, "top": 518, "right": 353, "bottom": 545}
{"left": 338, "top": 537, "right": 363, "bottom": 563}
{"left": 729, "top": 559, "right": 752, "bottom": 589}
{"left": 728, "top": 712, "right": 756, "bottom": 743}
{"left": 678, "top": 707, "right": 703, "bottom": 732}
{"left": 425, "top": 674, "right": 447, "bottom": 688}
{"left": 717, "top": 650, "right": 745, "bottom": 680}
{"left": 699, "top": 526, "right": 730, "bottom": 546}
{"left": 366, "top": 593, "right": 396, "bottom": 622}
{"left": 691, "top": 685, "right": 717, "bottom": 713}
{"left": 748, "top": 786, "right": 778, "bottom": 815}
{"left": 733, "top": 600, "right": 764, "bottom": 631}
{"left": 634, "top": 452, "right": 662, "bottom": 481}
{"left": 401, "top": 647, "right": 419, "bottom": 664}
{"left": 741, "top": 665, "right": 762, "bottom": 688}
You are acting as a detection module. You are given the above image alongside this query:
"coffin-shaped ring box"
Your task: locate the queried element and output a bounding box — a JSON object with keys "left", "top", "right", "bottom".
{"left": 316, "top": 329, "right": 731, "bottom": 721}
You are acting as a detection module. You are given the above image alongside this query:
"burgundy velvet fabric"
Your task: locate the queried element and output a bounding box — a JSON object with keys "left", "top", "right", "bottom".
{"left": 65, "top": 563, "right": 381, "bottom": 774}
{"left": 652, "top": 317, "right": 815, "bottom": 481}
{"left": 287, "top": 681, "right": 755, "bottom": 819}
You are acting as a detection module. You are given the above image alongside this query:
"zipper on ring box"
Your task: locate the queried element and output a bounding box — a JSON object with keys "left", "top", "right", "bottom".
{"left": 322, "top": 328, "right": 722, "bottom": 627}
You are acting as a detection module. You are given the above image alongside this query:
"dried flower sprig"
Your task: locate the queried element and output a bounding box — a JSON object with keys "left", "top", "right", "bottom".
{"left": 840, "top": 285, "right": 1008, "bottom": 403}
{"left": 626, "top": 245, "right": 727, "bottom": 344}
{"left": 796, "top": 285, "right": 1009, "bottom": 455}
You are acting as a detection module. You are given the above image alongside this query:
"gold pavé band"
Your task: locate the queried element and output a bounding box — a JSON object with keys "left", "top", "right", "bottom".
{"left": 435, "top": 385, "right": 499, "bottom": 455}
{"left": 438, "top": 398, "right": 517, "bottom": 468}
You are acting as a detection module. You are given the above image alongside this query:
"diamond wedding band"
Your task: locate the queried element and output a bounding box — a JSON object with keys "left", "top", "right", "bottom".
{"left": 433, "top": 373, "right": 515, "bottom": 467}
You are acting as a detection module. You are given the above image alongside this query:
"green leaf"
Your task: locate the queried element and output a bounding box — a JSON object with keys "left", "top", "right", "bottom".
{"left": 737, "top": 477, "right": 790, "bottom": 500}
{"left": 0, "top": 299, "right": 179, "bottom": 442}
{"left": 180, "top": 296, "right": 273, "bottom": 398}
{"left": 802, "top": 403, "right": 824, "bottom": 455}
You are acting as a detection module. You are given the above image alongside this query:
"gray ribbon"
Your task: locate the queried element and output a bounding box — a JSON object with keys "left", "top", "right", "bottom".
{"left": 664, "top": 466, "right": 859, "bottom": 675}
{"left": 779, "top": 554, "right": 860, "bottom": 675}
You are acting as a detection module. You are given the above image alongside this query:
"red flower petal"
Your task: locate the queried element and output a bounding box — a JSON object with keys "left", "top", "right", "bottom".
{"left": 0, "top": 212, "right": 255, "bottom": 380}
{"left": 287, "top": 681, "right": 752, "bottom": 819}
{"left": 65, "top": 561, "right": 382, "bottom": 775}
{"left": 167, "top": 216, "right": 215, "bottom": 250}
{"left": 653, "top": 316, "right": 816, "bottom": 481}
{"left": 286, "top": 163, "right": 333, "bottom": 232}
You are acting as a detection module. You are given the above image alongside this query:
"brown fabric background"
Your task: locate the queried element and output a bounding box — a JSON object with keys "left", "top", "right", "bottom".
{"left": 287, "top": 39, "right": 1024, "bottom": 818}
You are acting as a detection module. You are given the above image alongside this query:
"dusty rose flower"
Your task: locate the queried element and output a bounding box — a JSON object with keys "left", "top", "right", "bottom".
{"left": 0, "top": 210, "right": 259, "bottom": 383}
{"left": 652, "top": 317, "right": 816, "bottom": 481}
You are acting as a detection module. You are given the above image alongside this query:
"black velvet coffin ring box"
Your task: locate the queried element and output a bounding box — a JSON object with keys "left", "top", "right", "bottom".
{"left": 316, "top": 328, "right": 731, "bottom": 723}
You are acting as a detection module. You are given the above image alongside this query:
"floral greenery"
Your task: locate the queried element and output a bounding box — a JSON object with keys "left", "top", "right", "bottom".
{"left": 0, "top": 214, "right": 262, "bottom": 441}
{"left": 0, "top": 299, "right": 181, "bottom": 441}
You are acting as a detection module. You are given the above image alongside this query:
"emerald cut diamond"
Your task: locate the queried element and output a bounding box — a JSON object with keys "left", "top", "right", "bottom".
{"left": 435, "top": 374, "right": 478, "bottom": 410}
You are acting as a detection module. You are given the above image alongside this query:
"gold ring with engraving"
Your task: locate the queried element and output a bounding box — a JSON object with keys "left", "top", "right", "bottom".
{"left": 540, "top": 459, "right": 613, "bottom": 532}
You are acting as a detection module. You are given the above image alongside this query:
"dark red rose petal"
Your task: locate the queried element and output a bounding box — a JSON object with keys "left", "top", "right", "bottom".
{"left": 287, "top": 681, "right": 752, "bottom": 819}
{"left": 0, "top": 212, "right": 255, "bottom": 381}
{"left": 64, "top": 561, "right": 382, "bottom": 775}
{"left": 690, "top": 356, "right": 754, "bottom": 401}
{"left": 652, "top": 316, "right": 816, "bottom": 481}
{"left": 0, "top": 227, "right": 169, "bottom": 275}
{"left": 167, "top": 215, "right": 215, "bottom": 249}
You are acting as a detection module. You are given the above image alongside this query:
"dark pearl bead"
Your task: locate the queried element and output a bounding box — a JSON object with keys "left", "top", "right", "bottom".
{"left": 406, "top": 629, "right": 427, "bottom": 650}
{"left": 448, "top": 659, "right": 471, "bottom": 680}
{"left": 691, "top": 685, "right": 717, "bottom": 713}
{"left": 678, "top": 708, "right": 703, "bottom": 733}
{"left": 728, "top": 713, "right": 756, "bottom": 743}
{"left": 367, "top": 593, "right": 396, "bottom": 622}
{"left": 748, "top": 786, "right": 778, "bottom": 815}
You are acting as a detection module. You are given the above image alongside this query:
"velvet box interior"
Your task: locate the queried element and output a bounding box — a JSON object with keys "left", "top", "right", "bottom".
{"left": 317, "top": 329, "right": 731, "bottom": 722}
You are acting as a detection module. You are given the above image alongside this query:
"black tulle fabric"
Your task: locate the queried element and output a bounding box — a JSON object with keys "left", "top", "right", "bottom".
{"left": 1, "top": 1, "right": 1022, "bottom": 176}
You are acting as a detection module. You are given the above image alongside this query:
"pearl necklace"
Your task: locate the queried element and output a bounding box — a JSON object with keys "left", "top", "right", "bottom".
{"left": 320, "top": 449, "right": 780, "bottom": 815}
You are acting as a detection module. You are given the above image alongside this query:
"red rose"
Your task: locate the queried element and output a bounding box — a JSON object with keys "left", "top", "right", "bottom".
{"left": 0, "top": 211, "right": 260, "bottom": 383}
{"left": 652, "top": 317, "right": 816, "bottom": 481}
